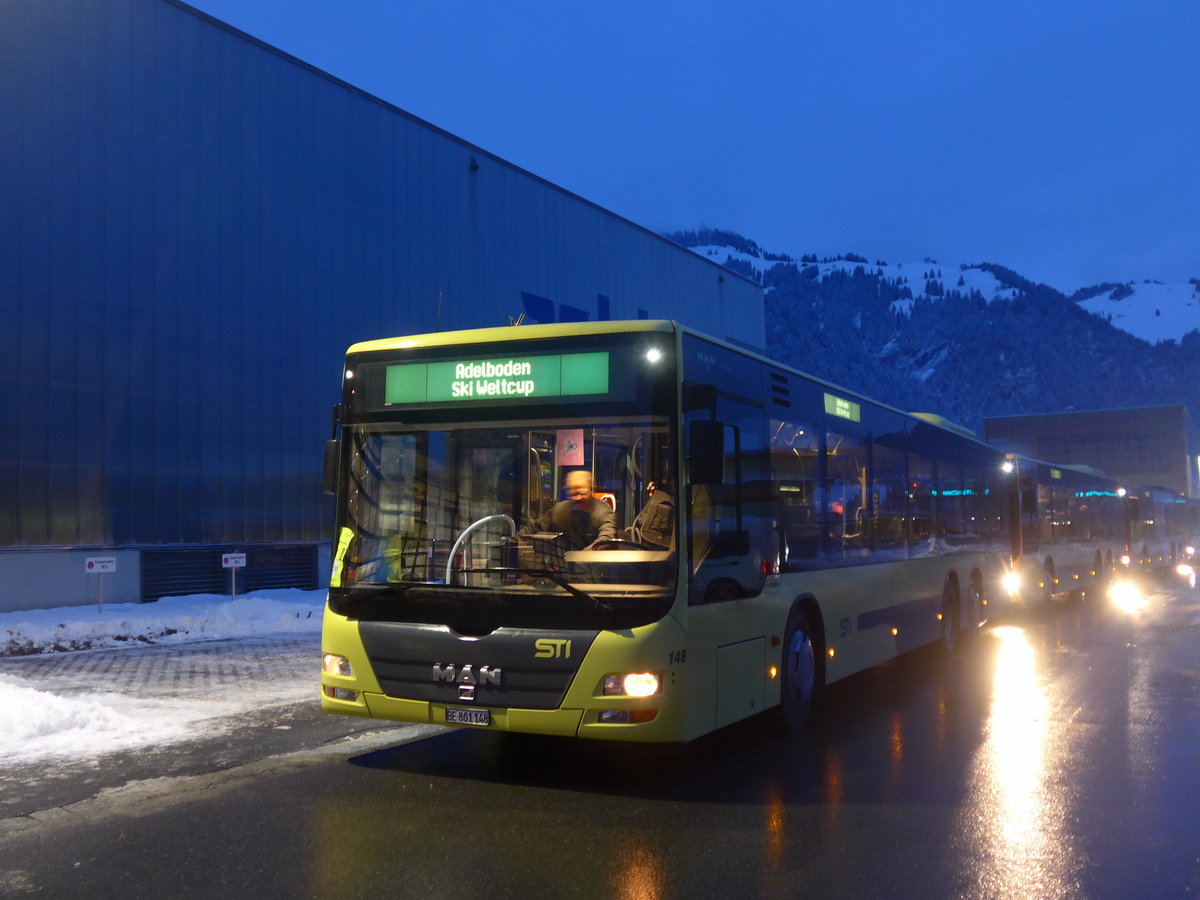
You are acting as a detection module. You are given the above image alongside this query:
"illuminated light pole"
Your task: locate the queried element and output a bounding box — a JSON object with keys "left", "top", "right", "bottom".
{"left": 1004, "top": 456, "right": 1023, "bottom": 595}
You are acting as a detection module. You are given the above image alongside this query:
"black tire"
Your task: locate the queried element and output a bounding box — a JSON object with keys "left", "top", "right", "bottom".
{"left": 1039, "top": 566, "right": 1054, "bottom": 607}
{"left": 779, "top": 606, "right": 818, "bottom": 733}
{"left": 940, "top": 585, "right": 960, "bottom": 655}
{"left": 959, "top": 581, "right": 981, "bottom": 650}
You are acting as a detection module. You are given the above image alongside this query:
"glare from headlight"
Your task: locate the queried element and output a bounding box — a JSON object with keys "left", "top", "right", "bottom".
{"left": 603, "top": 673, "right": 662, "bottom": 696}
{"left": 1109, "top": 581, "right": 1144, "bottom": 614}
{"left": 1176, "top": 563, "right": 1194, "bottom": 578}
{"left": 623, "top": 673, "right": 660, "bottom": 697}
{"left": 1001, "top": 571, "right": 1021, "bottom": 596}
{"left": 1119, "top": 554, "right": 1132, "bottom": 567}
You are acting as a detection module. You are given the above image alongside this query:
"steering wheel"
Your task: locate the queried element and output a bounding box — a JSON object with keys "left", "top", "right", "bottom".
{"left": 590, "top": 539, "right": 644, "bottom": 551}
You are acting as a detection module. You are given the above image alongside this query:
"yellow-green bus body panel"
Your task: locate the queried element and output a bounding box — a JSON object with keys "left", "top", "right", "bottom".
{"left": 321, "top": 603, "right": 695, "bottom": 742}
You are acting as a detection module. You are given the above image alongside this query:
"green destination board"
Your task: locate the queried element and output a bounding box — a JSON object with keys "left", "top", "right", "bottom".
{"left": 385, "top": 351, "right": 610, "bottom": 405}
{"left": 823, "top": 392, "right": 861, "bottom": 422}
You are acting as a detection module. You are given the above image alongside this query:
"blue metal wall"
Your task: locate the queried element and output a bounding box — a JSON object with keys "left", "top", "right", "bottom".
{"left": 0, "top": 0, "right": 764, "bottom": 552}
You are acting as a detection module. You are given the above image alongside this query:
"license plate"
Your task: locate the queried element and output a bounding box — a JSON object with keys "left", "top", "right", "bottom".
{"left": 445, "top": 707, "right": 491, "bottom": 727}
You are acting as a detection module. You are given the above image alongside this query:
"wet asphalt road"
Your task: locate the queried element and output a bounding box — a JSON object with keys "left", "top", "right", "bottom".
{"left": 1, "top": 580, "right": 1198, "bottom": 898}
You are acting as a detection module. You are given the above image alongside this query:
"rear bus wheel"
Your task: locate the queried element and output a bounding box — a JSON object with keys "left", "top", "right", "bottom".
{"left": 960, "top": 580, "right": 982, "bottom": 649}
{"left": 780, "top": 607, "right": 818, "bottom": 733}
{"left": 940, "top": 582, "right": 962, "bottom": 655}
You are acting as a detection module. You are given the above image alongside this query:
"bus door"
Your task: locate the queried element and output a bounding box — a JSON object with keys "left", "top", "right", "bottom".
{"left": 527, "top": 432, "right": 556, "bottom": 522}
{"left": 448, "top": 431, "right": 526, "bottom": 581}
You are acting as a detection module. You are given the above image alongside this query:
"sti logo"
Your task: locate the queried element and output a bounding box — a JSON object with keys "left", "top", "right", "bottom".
{"left": 534, "top": 638, "right": 571, "bottom": 659}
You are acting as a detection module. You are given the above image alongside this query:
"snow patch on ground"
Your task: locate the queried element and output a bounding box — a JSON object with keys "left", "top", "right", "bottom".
{"left": 1, "top": 590, "right": 323, "bottom": 656}
{"left": 0, "top": 590, "right": 325, "bottom": 762}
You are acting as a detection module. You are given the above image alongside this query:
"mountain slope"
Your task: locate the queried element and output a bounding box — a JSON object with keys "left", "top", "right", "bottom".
{"left": 669, "top": 230, "right": 1200, "bottom": 432}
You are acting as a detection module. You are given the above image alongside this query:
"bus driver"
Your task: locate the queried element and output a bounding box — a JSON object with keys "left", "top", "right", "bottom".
{"left": 520, "top": 470, "right": 616, "bottom": 551}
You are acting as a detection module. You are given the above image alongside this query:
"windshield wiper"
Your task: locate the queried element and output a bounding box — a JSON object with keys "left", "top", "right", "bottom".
{"left": 533, "top": 568, "right": 612, "bottom": 611}
{"left": 337, "top": 582, "right": 417, "bottom": 602}
{"left": 354, "top": 568, "right": 613, "bottom": 611}
{"left": 466, "top": 566, "right": 611, "bottom": 610}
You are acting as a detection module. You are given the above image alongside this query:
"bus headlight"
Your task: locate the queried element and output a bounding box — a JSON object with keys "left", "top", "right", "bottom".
{"left": 322, "top": 653, "right": 352, "bottom": 676}
{"left": 1119, "top": 553, "right": 1131, "bottom": 567}
{"left": 1176, "top": 563, "right": 1194, "bottom": 578}
{"left": 603, "top": 673, "right": 661, "bottom": 697}
{"left": 1001, "top": 571, "right": 1021, "bottom": 596}
{"left": 1109, "top": 581, "right": 1144, "bottom": 614}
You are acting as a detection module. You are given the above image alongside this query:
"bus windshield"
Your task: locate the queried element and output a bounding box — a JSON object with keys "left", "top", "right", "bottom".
{"left": 330, "top": 415, "right": 678, "bottom": 631}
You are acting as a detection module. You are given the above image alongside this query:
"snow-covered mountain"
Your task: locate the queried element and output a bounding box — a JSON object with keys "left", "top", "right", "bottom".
{"left": 1073, "top": 280, "right": 1200, "bottom": 345}
{"left": 684, "top": 240, "right": 1200, "bottom": 346}
{"left": 668, "top": 230, "right": 1200, "bottom": 431}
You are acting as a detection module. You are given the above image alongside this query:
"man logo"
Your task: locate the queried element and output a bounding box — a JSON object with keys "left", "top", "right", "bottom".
{"left": 431, "top": 664, "right": 502, "bottom": 686}
{"left": 534, "top": 638, "right": 571, "bottom": 659}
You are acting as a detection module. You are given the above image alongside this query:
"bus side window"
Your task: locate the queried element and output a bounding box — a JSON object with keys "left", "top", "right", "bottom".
{"left": 872, "top": 425, "right": 908, "bottom": 554}
{"left": 771, "top": 417, "right": 819, "bottom": 567}
{"left": 909, "top": 452, "right": 935, "bottom": 549}
{"left": 822, "top": 428, "right": 869, "bottom": 560}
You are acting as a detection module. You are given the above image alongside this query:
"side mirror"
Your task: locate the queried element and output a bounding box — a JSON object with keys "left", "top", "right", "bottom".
{"left": 689, "top": 420, "right": 725, "bottom": 484}
{"left": 323, "top": 439, "right": 339, "bottom": 495}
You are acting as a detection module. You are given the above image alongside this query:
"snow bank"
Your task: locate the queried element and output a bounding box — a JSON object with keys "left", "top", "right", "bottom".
{"left": 1, "top": 589, "right": 324, "bottom": 657}
{"left": 0, "top": 589, "right": 326, "bottom": 763}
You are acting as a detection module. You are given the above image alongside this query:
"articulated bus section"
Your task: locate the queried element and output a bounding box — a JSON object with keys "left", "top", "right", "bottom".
{"left": 320, "top": 321, "right": 1193, "bottom": 742}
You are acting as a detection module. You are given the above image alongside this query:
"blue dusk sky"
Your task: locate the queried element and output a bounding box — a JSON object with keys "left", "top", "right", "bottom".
{"left": 186, "top": 0, "right": 1200, "bottom": 293}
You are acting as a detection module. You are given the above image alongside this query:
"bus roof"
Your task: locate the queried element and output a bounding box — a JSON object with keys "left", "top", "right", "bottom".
{"left": 345, "top": 318, "right": 998, "bottom": 453}
{"left": 347, "top": 319, "right": 677, "bottom": 355}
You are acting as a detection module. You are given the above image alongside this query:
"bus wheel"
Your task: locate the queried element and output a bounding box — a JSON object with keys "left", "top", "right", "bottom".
{"left": 961, "top": 581, "right": 981, "bottom": 649}
{"left": 780, "top": 607, "right": 817, "bottom": 733}
{"left": 1041, "top": 569, "right": 1054, "bottom": 606}
{"left": 940, "top": 584, "right": 961, "bottom": 655}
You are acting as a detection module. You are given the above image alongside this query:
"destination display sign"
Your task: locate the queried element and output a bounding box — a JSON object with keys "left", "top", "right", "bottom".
{"left": 385, "top": 351, "right": 610, "bottom": 405}
{"left": 824, "top": 392, "right": 861, "bottom": 422}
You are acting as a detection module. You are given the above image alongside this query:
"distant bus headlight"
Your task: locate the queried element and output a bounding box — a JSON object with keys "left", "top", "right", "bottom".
{"left": 1176, "top": 563, "right": 1194, "bottom": 578}
{"left": 603, "top": 673, "right": 661, "bottom": 697}
{"left": 1119, "top": 554, "right": 1131, "bottom": 567}
{"left": 1109, "top": 581, "right": 1144, "bottom": 614}
{"left": 1001, "top": 571, "right": 1021, "bottom": 596}
{"left": 323, "top": 653, "right": 352, "bottom": 676}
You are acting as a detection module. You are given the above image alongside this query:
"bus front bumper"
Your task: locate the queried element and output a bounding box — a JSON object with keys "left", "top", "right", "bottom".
{"left": 321, "top": 690, "right": 685, "bottom": 742}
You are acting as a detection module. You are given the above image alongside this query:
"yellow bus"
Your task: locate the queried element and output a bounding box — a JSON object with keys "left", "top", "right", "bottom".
{"left": 318, "top": 320, "right": 1128, "bottom": 741}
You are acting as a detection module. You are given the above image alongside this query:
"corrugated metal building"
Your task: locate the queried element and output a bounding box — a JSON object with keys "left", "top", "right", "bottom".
{"left": 983, "top": 406, "right": 1200, "bottom": 499}
{"left": 0, "top": 0, "right": 764, "bottom": 611}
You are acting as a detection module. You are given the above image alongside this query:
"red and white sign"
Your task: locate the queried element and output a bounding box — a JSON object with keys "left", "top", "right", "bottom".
{"left": 86, "top": 557, "right": 117, "bottom": 574}
{"left": 557, "top": 428, "right": 584, "bottom": 466}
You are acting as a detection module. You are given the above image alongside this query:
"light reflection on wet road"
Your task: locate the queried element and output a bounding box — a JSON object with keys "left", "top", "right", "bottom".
{"left": 960, "top": 624, "right": 1061, "bottom": 896}
{"left": 2, "top": 579, "right": 1198, "bottom": 898}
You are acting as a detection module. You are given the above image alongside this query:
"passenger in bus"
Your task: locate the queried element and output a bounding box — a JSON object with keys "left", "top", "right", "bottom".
{"left": 520, "top": 469, "right": 616, "bottom": 551}
{"left": 626, "top": 481, "right": 675, "bottom": 550}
